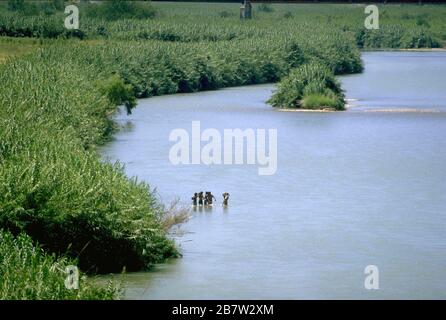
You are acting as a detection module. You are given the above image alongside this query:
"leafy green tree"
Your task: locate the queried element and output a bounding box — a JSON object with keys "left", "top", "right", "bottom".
{"left": 98, "top": 75, "right": 137, "bottom": 115}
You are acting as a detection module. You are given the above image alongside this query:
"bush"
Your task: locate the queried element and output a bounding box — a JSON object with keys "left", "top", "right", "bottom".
{"left": 7, "top": 0, "right": 25, "bottom": 12}
{"left": 40, "top": 0, "right": 65, "bottom": 16}
{"left": 84, "top": 0, "right": 156, "bottom": 21}
{"left": 218, "top": 10, "right": 232, "bottom": 18}
{"left": 257, "top": 4, "right": 274, "bottom": 13}
{"left": 0, "top": 230, "right": 118, "bottom": 299}
{"left": 0, "top": 46, "right": 178, "bottom": 273}
{"left": 283, "top": 12, "right": 293, "bottom": 19}
{"left": 416, "top": 15, "right": 430, "bottom": 28}
{"left": 356, "top": 25, "right": 440, "bottom": 49}
{"left": 268, "top": 62, "right": 345, "bottom": 110}
{"left": 7, "top": 0, "right": 39, "bottom": 15}
{"left": 97, "top": 75, "right": 137, "bottom": 115}
{"left": 0, "top": 13, "right": 77, "bottom": 38}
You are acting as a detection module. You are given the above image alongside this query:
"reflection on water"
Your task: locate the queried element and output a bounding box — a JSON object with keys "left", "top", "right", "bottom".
{"left": 100, "top": 52, "right": 446, "bottom": 299}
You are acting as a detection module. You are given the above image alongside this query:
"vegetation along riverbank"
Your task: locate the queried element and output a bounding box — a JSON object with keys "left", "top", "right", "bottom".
{"left": 0, "top": 1, "right": 445, "bottom": 299}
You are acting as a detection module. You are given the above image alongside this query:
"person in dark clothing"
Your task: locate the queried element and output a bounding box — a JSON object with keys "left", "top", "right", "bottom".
{"left": 205, "top": 192, "right": 217, "bottom": 206}
{"left": 198, "top": 191, "right": 204, "bottom": 206}
{"left": 191, "top": 192, "right": 198, "bottom": 206}
{"left": 204, "top": 192, "right": 209, "bottom": 206}
{"left": 222, "top": 192, "right": 230, "bottom": 206}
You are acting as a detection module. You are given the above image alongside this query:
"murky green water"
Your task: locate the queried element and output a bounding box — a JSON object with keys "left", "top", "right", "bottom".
{"left": 100, "top": 52, "right": 446, "bottom": 299}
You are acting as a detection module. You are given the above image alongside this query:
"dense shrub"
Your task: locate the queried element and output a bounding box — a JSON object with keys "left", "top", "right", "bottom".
{"left": 97, "top": 75, "right": 137, "bottom": 115}
{"left": 356, "top": 25, "right": 440, "bottom": 49}
{"left": 6, "top": 0, "right": 65, "bottom": 16}
{"left": 84, "top": 0, "right": 156, "bottom": 21}
{"left": 257, "top": 4, "right": 274, "bottom": 13}
{"left": 7, "top": 0, "right": 24, "bottom": 11}
{"left": 218, "top": 10, "right": 232, "bottom": 18}
{"left": 268, "top": 62, "right": 345, "bottom": 110}
{"left": 0, "top": 46, "right": 178, "bottom": 273}
{"left": 0, "top": 230, "right": 118, "bottom": 299}
{"left": 283, "top": 11, "right": 293, "bottom": 19}
{"left": 0, "top": 13, "right": 75, "bottom": 38}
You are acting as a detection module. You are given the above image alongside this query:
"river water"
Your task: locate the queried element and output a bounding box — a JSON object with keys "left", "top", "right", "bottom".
{"left": 100, "top": 52, "right": 446, "bottom": 299}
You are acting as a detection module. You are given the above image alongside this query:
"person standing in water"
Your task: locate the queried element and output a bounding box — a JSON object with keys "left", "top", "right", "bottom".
{"left": 204, "top": 192, "right": 209, "bottom": 206}
{"left": 222, "top": 192, "right": 230, "bottom": 206}
{"left": 205, "top": 192, "right": 217, "bottom": 206}
{"left": 198, "top": 192, "right": 204, "bottom": 206}
{"left": 191, "top": 192, "right": 198, "bottom": 206}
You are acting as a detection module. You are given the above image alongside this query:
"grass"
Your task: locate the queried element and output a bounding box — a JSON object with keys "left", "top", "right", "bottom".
{"left": 0, "top": 42, "right": 179, "bottom": 274}
{"left": 0, "top": 229, "right": 119, "bottom": 300}
{"left": 84, "top": 0, "right": 156, "bottom": 21}
{"left": 1, "top": 2, "right": 445, "bottom": 48}
{"left": 301, "top": 94, "right": 341, "bottom": 110}
{"left": 0, "top": 37, "right": 41, "bottom": 63}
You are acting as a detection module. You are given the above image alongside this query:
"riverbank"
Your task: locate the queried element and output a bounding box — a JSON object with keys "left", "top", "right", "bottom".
{"left": 0, "top": 230, "right": 119, "bottom": 299}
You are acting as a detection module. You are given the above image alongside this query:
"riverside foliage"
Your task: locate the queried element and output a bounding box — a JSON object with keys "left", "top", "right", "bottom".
{"left": 0, "top": 2, "right": 444, "bottom": 48}
{"left": 0, "top": 42, "right": 179, "bottom": 274}
{"left": 0, "top": 230, "right": 118, "bottom": 299}
{"left": 268, "top": 62, "right": 346, "bottom": 110}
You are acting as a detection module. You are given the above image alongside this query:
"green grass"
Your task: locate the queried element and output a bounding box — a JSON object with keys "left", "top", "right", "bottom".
{"left": 84, "top": 0, "right": 156, "bottom": 21}
{"left": 0, "top": 230, "right": 118, "bottom": 300}
{"left": 301, "top": 94, "right": 342, "bottom": 111}
{"left": 0, "top": 37, "right": 41, "bottom": 63}
{"left": 0, "top": 41, "right": 179, "bottom": 274}
{"left": 1, "top": 2, "right": 445, "bottom": 48}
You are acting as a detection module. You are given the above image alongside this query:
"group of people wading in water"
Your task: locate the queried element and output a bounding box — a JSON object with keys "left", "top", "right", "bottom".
{"left": 192, "top": 192, "right": 230, "bottom": 207}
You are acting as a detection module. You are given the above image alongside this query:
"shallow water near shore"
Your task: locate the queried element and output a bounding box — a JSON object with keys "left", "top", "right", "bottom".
{"left": 100, "top": 52, "right": 446, "bottom": 299}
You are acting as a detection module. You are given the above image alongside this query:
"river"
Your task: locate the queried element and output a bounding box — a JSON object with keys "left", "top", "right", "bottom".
{"left": 100, "top": 51, "right": 446, "bottom": 299}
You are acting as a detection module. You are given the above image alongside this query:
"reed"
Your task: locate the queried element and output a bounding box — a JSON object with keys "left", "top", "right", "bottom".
{"left": 0, "top": 44, "right": 178, "bottom": 273}
{"left": 268, "top": 62, "right": 345, "bottom": 110}
{"left": 0, "top": 2, "right": 444, "bottom": 48}
{"left": 0, "top": 230, "right": 118, "bottom": 299}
